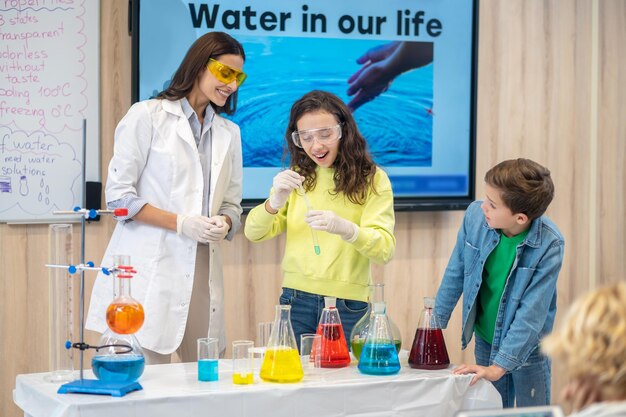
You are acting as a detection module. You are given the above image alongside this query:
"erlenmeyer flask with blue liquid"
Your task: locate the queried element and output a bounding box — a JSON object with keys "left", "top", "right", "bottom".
{"left": 357, "top": 302, "right": 401, "bottom": 375}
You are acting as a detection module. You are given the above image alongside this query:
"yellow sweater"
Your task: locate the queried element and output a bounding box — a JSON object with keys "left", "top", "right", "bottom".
{"left": 244, "top": 167, "right": 396, "bottom": 301}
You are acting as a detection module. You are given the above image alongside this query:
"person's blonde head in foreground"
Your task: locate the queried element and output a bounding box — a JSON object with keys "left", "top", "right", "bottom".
{"left": 542, "top": 282, "right": 626, "bottom": 408}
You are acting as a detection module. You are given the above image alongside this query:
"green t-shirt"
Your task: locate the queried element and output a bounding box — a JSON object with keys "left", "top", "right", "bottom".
{"left": 474, "top": 229, "right": 529, "bottom": 344}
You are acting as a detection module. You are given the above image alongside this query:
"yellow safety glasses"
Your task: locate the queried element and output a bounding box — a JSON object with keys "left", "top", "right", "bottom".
{"left": 206, "top": 58, "right": 247, "bottom": 87}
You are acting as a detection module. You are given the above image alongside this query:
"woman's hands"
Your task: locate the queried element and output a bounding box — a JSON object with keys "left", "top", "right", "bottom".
{"left": 177, "top": 214, "right": 231, "bottom": 243}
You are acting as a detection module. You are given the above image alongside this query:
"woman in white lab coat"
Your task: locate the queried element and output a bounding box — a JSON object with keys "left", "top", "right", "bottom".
{"left": 86, "top": 32, "right": 246, "bottom": 363}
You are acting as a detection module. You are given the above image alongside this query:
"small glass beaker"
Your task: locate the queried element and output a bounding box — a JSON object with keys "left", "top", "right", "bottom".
{"left": 257, "top": 321, "right": 273, "bottom": 347}
{"left": 232, "top": 340, "right": 254, "bottom": 385}
{"left": 198, "top": 337, "right": 219, "bottom": 381}
{"left": 300, "top": 333, "right": 322, "bottom": 369}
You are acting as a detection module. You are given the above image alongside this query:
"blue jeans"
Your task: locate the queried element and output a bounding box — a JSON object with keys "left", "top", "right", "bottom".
{"left": 474, "top": 334, "right": 551, "bottom": 408}
{"left": 279, "top": 288, "right": 368, "bottom": 351}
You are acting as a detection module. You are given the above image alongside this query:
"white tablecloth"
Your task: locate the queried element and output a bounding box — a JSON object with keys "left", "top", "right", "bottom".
{"left": 14, "top": 359, "right": 502, "bottom": 417}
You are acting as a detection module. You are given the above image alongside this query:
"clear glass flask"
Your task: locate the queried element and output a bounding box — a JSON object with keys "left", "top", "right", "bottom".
{"left": 93, "top": 331, "right": 145, "bottom": 382}
{"left": 45, "top": 224, "right": 75, "bottom": 383}
{"left": 92, "top": 255, "right": 145, "bottom": 382}
{"left": 350, "top": 284, "right": 402, "bottom": 360}
{"left": 357, "top": 302, "right": 401, "bottom": 375}
{"left": 316, "top": 297, "right": 351, "bottom": 368}
{"left": 260, "top": 305, "right": 303, "bottom": 383}
{"left": 105, "top": 255, "right": 144, "bottom": 334}
{"left": 408, "top": 297, "right": 450, "bottom": 370}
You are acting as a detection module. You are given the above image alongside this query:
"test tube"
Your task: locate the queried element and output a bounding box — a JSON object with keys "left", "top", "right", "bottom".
{"left": 299, "top": 185, "right": 321, "bottom": 255}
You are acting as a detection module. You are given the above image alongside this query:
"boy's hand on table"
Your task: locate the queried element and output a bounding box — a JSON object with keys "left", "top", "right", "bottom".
{"left": 453, "top": 363, "right": 506, "bottom": 386}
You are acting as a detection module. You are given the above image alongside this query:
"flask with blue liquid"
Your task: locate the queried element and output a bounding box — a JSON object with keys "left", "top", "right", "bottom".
{"left": 92, "top": 255, "right": 145, "bottom": 383}
{"left": 357, "top": 302, "right": 401, "bottom": 375}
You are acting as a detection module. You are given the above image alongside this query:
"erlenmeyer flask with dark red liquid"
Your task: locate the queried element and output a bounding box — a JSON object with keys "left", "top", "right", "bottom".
{"left": 409, "top": 297, "right": 450, "bottom": 370}
{"left": 316, "top": 297, "right": 351, "bottom": 368}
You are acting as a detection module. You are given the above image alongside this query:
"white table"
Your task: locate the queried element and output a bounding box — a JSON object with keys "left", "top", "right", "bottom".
{"left": 14, "top": 359, "right": 502, "bottom": 417}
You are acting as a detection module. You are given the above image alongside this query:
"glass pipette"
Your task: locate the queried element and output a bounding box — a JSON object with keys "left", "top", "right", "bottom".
{"left": 299, "top": 185, "right": 321, "bottom": 255}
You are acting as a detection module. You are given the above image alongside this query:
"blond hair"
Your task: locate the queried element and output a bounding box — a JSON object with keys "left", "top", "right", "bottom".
{"left": 542, "top": 282, "right": 626, "bottom": 397}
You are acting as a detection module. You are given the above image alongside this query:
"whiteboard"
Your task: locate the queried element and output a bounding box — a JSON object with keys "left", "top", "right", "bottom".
{"left": 0, "top": 0, "right": 100, "bottom": 223}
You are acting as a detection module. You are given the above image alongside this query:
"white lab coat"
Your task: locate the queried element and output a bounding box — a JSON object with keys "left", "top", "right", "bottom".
{"left": 86, "top": 99, "right": 242, "bottom": 354}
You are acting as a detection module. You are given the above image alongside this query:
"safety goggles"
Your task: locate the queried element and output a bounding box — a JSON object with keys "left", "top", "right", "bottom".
{"left": 206, "top": 58, "right": 247, "bottom": 87}
{"left": 291, "top": 124, "right": 342, "bottom": 148}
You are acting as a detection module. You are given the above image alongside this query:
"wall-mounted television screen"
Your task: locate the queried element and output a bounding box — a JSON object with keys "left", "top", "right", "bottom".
{"left": 131, "top": 0, "right": 477, "bottom": 211}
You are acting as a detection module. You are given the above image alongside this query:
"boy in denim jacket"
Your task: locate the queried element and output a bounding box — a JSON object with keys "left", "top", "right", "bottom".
{"left": 434, "top": 158, "right": 565, "bottom": 408}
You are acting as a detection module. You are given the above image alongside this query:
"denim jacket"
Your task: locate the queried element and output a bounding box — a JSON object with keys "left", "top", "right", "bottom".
{"left": 434, "top": 201, "right": 565, "bottom": 372}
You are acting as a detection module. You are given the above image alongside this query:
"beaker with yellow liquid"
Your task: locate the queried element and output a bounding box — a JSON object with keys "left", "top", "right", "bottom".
{"left": 260, "top": 305, "right": 303, "bottom": 383}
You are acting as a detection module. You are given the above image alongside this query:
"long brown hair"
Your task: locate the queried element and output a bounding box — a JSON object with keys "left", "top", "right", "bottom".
{"left": 157, "top": 32, "right": 245, "bottom": 115}
{"left": 286, "top": 90, "right": 377, "bottom": 205}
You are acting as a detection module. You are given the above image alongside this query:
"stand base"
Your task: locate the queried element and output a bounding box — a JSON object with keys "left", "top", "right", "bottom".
{"left": 57, "top": 379, "right": 143, "bottom": 397}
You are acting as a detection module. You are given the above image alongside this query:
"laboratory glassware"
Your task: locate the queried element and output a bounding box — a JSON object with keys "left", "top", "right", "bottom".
{"left": 260, "top": 305, "right": 304, "bottom": 383}
{"left": 105, "top": 255, "right": 144, "bottom": 334}
{"left": 300, "top": 333, "right": 322, "bottom": 369}
{"left": 92, "top": 255, "right": 145, "bottom": 383}
{"left": 357, "top": 302, "right": 401, "bottom": 375}
{"left": 408, "top": 297, "right": 450, "bottom": 370}
{"left": 316, "top": 297, "right": 351, "bottom": 368}
{"left": 232, "top": 340, "right": 254, "bottom": 385}
{"left": 350, "top": 283, "right": 402, "bottom": 359}
{"left": 45, "top": 224, "right": 75, "bottom": 383}
{"left": 198, "top": 337, "right": 219, "bottom": 381}
{"left": 299, "top": 184, "right": 321, "bottom": 255}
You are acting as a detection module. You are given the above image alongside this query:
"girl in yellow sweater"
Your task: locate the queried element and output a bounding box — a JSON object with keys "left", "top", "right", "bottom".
{"left": 245, "top": 90, "right": 396, "bottom": 347}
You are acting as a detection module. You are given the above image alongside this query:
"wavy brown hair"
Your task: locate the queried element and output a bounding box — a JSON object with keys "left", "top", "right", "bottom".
{"left": 285, "top": 90, "right": 377, "bottom": 205}
{"left": 157, "top": 32, "right": 245, "bottom": 115}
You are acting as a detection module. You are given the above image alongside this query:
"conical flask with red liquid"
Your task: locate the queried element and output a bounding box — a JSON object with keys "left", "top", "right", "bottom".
{"left": 316, "top": 297, "right": 351, "bottom": 368}
{"left": 408, "top": 297, "right": 450, "bottom": 370}
{"left": 93, "top": 255, "right": 145, "bottom": 383}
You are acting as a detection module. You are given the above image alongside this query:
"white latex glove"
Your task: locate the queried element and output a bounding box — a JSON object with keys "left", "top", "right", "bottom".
{"left": 305, "top": 210, "right": 359, "bottom": 242}
{"left": 206, "top": 215, "right": 230, "bottom": 242}
{"left": 177, "top": 214, "right": 212, "bottom": 243}
{"left": 268, "top": 170, "right": 304, "bottom": 210}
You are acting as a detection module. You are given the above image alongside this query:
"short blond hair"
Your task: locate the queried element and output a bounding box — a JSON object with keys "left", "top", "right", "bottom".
{"left": 542, "top": 282, "right": 626, "bottom": 396}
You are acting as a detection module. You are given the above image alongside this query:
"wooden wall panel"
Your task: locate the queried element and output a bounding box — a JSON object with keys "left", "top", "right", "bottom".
{"left": 598, "top": 0, "right": 626, "bottom": 286}
{"left": 2, "top": 1, "right": 624, "bottom": 416}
